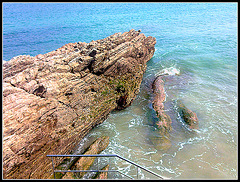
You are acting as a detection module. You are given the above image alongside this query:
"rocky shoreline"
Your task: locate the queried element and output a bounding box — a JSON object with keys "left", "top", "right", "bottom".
{"left": 3, "top": 29, "right": 156, "bottom": 179}
{"left": 3, "top": 29, "right": 199, "bottom": 179}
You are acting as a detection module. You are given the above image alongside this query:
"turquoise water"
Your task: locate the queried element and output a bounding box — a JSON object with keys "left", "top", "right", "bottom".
{"left": 3, "top": 3, "right": 237, "bottom": 179}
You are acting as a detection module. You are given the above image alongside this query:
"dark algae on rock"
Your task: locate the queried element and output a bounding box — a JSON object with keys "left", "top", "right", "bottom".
{"left": 176, "top": 100, "right": 199, "bottom": 130}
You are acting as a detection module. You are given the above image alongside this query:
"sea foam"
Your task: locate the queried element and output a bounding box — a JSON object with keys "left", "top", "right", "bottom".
{"left": 158, "top": 66, "right": 180, "bottom": 76}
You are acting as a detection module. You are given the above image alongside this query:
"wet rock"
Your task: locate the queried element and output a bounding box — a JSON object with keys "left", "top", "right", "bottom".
{"left": 177, "top": 100, "right": 199, "bottom": 129}
{"left": 71, "top": 136, "right": 109, "bottom": 179}
{"left": 151, "top": 75, "right": 172, "bottom": 150}
{"left": 2, "top": 29, "right": 156, "bottom": 179}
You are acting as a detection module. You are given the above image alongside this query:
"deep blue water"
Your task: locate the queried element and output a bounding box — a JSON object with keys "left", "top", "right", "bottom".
{"left": 2, "top": 3, "right": 238, "bottom": 179}
{"left": 3, "top": 3, "right": 237, "bottom": 62}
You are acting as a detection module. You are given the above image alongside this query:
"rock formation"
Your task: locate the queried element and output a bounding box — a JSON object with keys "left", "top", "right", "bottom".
{"left": 3, "top": 29, "right": 156, "bottom": 179}
{"left": 177, "top": 100, "right": 199, "bottom": 129}
{"left": 151, "top": 72, "right": 199, "bottom": 150}
{"left": 151, "top": 75, "right": 172, "bottom": 150}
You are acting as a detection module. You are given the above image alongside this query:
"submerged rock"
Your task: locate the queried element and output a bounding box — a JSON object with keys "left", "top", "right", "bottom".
{"left": 177, "top": 100, "right": 199, "bottom": 129}
{"left": 151, "top": 75, "right": 172, "bottom": 150}
{"left": 3, "top": 29, "right": 156, "bottom": 179}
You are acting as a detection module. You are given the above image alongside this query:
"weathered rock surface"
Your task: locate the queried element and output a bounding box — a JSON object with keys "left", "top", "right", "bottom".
{"left": 2, "top": 29, "right": 156, "bottom": 179}
{"left": 151, "top": 75, "right": 172, "bottom": 150}
{"left": 177, "top": 100, "right": 199, "bottom": 129}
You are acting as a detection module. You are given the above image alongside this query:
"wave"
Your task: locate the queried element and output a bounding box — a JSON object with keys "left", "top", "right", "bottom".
{"left": 157, "top": 66, "right": 180, "bottom": 76}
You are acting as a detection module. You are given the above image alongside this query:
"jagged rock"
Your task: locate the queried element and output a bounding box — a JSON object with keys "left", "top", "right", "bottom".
{"left": 177, "top": 100, "right": 199, "bottom": 129}
{"left": 3, "top": 29, "right": 156, "bottom": 179}
{"left": 151, "top": 75, "right": 172, "bottom": 150}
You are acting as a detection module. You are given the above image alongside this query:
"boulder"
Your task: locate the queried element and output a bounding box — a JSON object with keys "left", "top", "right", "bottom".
{"left": 2, "top": 29, "right": 156, "bottom": 179}
{"left": 177, "top": 100, "right": 199, "bottom": 129}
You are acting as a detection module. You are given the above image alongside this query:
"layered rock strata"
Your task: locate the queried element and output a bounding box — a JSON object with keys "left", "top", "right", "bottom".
{"left": 3, "top": 29, "right": 156, "bottom": 179}
{"left": 151, "top": 76, "right": 172, "bottom": 150}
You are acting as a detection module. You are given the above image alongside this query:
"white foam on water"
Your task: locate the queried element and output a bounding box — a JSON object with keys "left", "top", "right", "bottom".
{"left": 158, "top": 66, "right": 181, "bottom": 76}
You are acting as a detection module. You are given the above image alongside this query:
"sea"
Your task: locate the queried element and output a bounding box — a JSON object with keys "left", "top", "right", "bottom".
{"left": 2, "top": 3, "right": 238, "bottom": 179}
